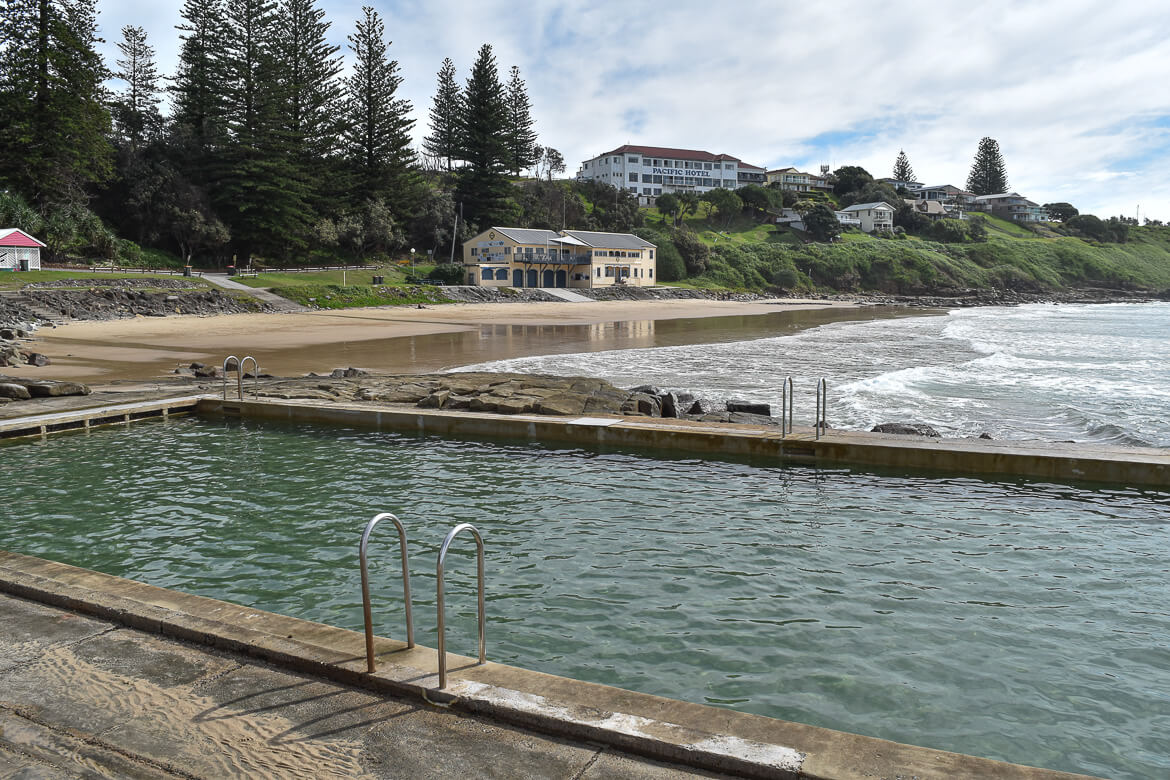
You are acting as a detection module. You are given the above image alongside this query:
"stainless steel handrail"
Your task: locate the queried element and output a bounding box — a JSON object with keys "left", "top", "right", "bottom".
{"left": 815, "top": 378, "right": 827, "bottom": 439}
{"left": 221, "top": 355, "right": 259, "bottom": 400}
{"left": 221, "top": 355, "right": 239, "bottom": 400}
{"left": 781, "top": 376, "right": 794, "bottom": 437}
{"left": 239, "top": 356, "right": 258, "bottom": 398}
{"left": 436, "top": 523, "right": 486, "bottom": 689}
{"left": 359, "top": 512, "right": 415, "bottom": 673}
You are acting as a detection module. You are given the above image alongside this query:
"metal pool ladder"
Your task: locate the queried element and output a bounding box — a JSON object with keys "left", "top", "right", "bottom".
{"left": 359, "top": 513, "right": 415, "bottom": 673}
{"left": 436, "top": 523, "right": 486, "bottom": 689}
{"left": 222, "top": 355, "right": 259, "bottom": 400}
{"left": 815, "top": 378, "right": 828, "bottom": 439}
{"left": 780, "top": 376, "right": 794, "bottom": 437}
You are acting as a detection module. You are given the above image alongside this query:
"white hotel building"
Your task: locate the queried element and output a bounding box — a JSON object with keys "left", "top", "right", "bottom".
{"left": 576, "top": 144, "right": 767, "bottom": 205}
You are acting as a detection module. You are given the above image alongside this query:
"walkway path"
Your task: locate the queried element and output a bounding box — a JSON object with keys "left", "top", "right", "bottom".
{"left": 538, "top": 287, "right": 593, "bottom": 303}
{"left": 0, "top": 592, "right": 708, "bottom": 779}
{"left": 202, "top": 273, "right": 308, "bottom": 313}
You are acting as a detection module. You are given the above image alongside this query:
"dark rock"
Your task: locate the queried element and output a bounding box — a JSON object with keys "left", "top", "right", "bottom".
{"left": 0, "top": 328, "right": 15, "bottom": 340}
{"left": 22, "top": 351, "right": 50, "bottom": 367}
{"left": 659, "top": 391, "right": 695, "bottom": 418}
{"left": 418, "top": 390, "right": 451, "bottom": 408}
{"left": 0, "top": 383, "right": 31, "bottom": 400}
{"left": 629, "top": 384, "right": 661, "bottom": 396}
{"left": 727, "top": 399, "right": 771, "bottom": 416}
{"left": 688, "top": 398, "right": 717, "bottom": 415}
{"left": 979, "top": 432, "right": 993, "bottom": 440}
{"left": 729, "top": 411, "right": 780, "bottom": 426}
{"left": 193, "top": 366, "right": 221, "bottom": 378}
{"left": 332, "top": 367, "right": 368, "bottom": 378}
{"left": 23, "top": 380, "right": 90, "bottom": 397}
{"left": 871, "top": 422, "right": 941, "bottom": 437}
{"left": 189, "top": 362, "right": 205, "bottom": 370}
{"left": 622, "top": 392, "right": 660, "bottom": 417}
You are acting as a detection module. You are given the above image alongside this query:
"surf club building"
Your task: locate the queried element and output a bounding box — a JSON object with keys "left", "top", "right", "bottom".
{"left": 0, "top": 228, "right": 44, "bottom": 270}
{"left": 576, "top": 145, "right": 767, "bottom": 205}
{"left": 463, "top": 227, "right": 656, "bottom": 289}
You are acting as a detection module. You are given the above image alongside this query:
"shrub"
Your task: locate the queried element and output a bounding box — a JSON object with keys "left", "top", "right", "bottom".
{"left": 672, "top": 227, "right": 710, "bottom": 275}
{"left": 930, "top": 218, "right": 970, "bottom": 243}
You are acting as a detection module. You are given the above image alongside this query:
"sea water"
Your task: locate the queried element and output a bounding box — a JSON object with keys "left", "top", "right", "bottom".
{"left": 458, "top": 301, "right": 1170, "bottom": 447}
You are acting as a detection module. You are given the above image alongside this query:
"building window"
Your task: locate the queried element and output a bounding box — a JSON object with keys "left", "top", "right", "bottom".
{"left": 628, "top": 156, "right": 639, "bottom": 163}
{"left": 595, "top": 267, "right": 601, "bottom": 277}
{"left": 504, "top": 246, "right": 511, "bottom": 254}
{"left": 643, "top": 187, "right": 652, "bottom": 195}
{"left": 629, "top": 172, "right": 638, "bottom": 181}
{"left": 496, "top": 268, "right": 509, "bottom": 280}
{"left": 649, "top": 269, "right": 653, "bottom": 278}
{"left": 470, "top": 247, "right": 478, "bottom": 256}
{"left": 654, "top": 188, "right": 661, "bottom": 195}
{"left": 605, "top": 267, "right": 614, "bottom": 277}
{"left": 481, "top": 268, "right": 492, "bottom": 279}
{"left": 650, "top": 249, "right": 654, "bottom": 259}
{"left": 704, "top": 162, "right": 712, "bottom": 170}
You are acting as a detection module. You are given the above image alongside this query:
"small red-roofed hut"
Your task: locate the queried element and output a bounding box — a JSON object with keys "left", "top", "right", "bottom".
{"left": 0, "top": 228, "right": 45, "bottom": 270}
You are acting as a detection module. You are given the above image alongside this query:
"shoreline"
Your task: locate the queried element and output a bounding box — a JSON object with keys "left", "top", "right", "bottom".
{"left": 24, "top": 297, "right": 892, "bottom": 384}
{"left": 11, "top": 286, "right": 1164, "bottom": 385}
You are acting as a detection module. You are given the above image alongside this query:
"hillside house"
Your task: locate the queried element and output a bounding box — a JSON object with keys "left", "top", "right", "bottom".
{"left": 464, "top": 227, "right": 657, "bottom": 289}
{"left": 972, "top": 193, "right": 1048, "bottom": 223}
{"left": 0, "top": 228, "right": 44, "bottom": 270}
{"left": 839, "top": 201, "right": 895, "bottom": 233}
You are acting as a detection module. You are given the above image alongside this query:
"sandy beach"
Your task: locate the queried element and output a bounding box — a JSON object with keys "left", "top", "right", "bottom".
{"left": 24, "top": 297, "right": 876, "bottom": 383}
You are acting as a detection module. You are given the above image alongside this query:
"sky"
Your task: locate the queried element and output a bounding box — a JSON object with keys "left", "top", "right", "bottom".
{"left": 93, "top": 0, "right": 1170, "bottom": 221}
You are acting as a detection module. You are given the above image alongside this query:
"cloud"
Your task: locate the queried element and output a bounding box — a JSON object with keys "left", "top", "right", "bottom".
{"left": 93, "top": 0, "right": 1170, "bottom": 220}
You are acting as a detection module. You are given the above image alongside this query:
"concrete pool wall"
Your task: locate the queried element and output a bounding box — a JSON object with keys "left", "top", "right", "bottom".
{"left": 205, "top": 396, "right": 1170, "bottom": 487}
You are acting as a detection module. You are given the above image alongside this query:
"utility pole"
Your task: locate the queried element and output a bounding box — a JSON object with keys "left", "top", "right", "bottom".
{"left": 449, "top": 202, "right": 462, "bottom": 264}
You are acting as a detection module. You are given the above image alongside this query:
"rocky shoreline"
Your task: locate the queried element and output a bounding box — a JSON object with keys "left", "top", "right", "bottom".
{"left": 0, "top": 278, "right": 272, "bottom": 328}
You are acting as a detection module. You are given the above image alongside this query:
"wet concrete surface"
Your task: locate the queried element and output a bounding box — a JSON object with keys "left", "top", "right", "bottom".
{"left": 0, "top": 593, "right": 715, "bottom": 779}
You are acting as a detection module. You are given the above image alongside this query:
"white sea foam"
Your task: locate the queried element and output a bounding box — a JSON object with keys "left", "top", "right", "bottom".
{"left": 459, "top": 302, "right": 1170, "bottom": 446}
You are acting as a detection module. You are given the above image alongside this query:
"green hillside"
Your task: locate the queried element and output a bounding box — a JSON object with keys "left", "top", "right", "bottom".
{"left": 636, "top": 206, "right": 1170, "bottom": 295}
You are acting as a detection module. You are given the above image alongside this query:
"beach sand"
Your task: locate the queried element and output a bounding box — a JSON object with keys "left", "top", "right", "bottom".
{"left": 24, "top": 297, "right": 870, "bottom": 383}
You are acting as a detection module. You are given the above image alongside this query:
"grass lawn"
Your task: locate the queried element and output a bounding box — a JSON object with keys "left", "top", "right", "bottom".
{"left": 980, "top": 213, "right": 1039, "bottom": 239}
{"left": 232, "top": 265, "right": 458, "bottom": 309}
{"left": 0, "top": 269, "right": 207, "bottom": 291}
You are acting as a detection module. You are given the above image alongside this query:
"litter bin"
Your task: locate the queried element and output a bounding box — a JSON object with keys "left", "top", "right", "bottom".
{"left": 183, "top": 265, "right": 192, "bottom": 277}
{"left": 226, "top": 265, "right": 236, "bottom": 276}
{"left": 372, "top": 275, "right": 384, "bottom": 284}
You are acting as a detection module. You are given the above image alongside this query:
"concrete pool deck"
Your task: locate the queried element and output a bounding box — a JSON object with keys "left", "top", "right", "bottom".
{"left": 0, "top": 551, "right": 1094, "bottom": 779}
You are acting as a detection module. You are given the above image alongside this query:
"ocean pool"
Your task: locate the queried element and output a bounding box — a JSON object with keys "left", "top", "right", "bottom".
{"left": 3, "top": 416, "right": 1168, "bottom": 778}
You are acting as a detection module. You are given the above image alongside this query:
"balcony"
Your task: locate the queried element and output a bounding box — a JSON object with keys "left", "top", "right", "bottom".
{"left": 482, "top": 252, "right": 591, "bottom": 266}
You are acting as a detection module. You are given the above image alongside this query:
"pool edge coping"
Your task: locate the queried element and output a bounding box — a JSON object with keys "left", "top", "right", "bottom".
{"left": 0, "top": 550, "right": 1094, "bottom": 780}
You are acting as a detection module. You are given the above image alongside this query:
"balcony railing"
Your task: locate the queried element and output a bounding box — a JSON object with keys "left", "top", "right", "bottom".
{"left": 480, "top": 252, "right": 592, "bottom": 265}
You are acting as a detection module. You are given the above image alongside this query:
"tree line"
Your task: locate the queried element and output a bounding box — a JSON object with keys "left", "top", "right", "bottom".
{"left": 0, "top": 0, "right": 550, "bottom": 266}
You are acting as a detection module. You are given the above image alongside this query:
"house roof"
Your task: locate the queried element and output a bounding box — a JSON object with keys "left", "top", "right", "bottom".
{"left": 562, "top": 230, "right": 656, "bottom": 249}
{"left": 737, "top": 162, "right": 765, "bottom": 172}
{"left": 489, "top": 227, "right": 562, "bottom": 245}
{"left": 766, "top": 167, "right": 809, "bottom": 176}
{"left": 594, "top": 145, "right": 742, "bottom": 163}
{"left": 841, "top": 201, "right": 895, "bottom": 212}
{"left": 905, "top": 199, "right": 947, "bottom": 214}
{"left": 919, "top": 184, "right": 974, "bottom": 195}
{"left": 0, "top": 228, "right": 46, "bottom": 248}
{"left": 974, "top": 192, "right": 1026, "bottom": 201}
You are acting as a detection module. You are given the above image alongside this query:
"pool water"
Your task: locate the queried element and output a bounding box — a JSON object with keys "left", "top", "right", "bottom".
{"left": 3, "top": 417, "right": 1168, "bottom": 778}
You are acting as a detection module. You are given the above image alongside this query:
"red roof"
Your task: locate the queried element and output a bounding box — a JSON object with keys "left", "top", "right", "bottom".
{"left": 598, "top": 144, "right": 742, "bottom": 163}
{"left": 0, "top": 228, "right": 45, "bottom": 248}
